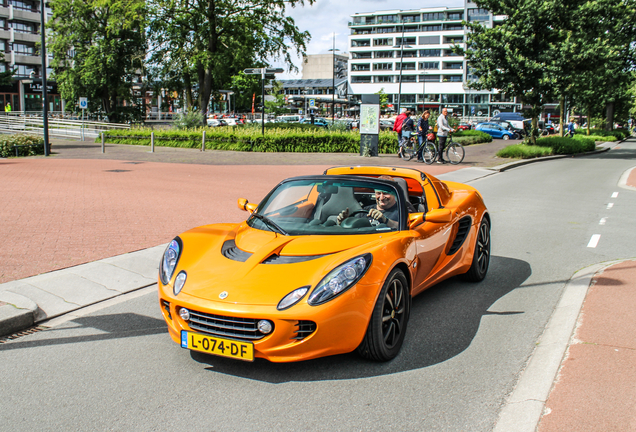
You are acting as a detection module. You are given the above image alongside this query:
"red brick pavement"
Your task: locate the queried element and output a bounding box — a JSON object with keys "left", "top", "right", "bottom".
{"left": 628, "top": 166, "right": 636, "bottom": 188}
{"left": 0, "top": 157, "right": 460, "bottom": 284}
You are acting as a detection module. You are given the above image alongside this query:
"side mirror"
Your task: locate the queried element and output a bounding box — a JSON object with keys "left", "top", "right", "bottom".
{"left": 425, "top": 208, "right": 452, "bottom": 223}
{"left": 237, "top": 198, "right": 257, "bottom": 214}
{"left": 407, "top": 213, "right": 424, "bottom": 229}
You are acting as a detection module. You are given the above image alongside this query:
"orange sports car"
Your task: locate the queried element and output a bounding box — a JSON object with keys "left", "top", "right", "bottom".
{"left": 158, "top": 166, "right": 490, "bottom": 363}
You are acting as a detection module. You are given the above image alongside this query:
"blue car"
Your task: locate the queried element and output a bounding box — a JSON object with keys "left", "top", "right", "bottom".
{"left": 475, "top": 122, "right": 516, "bottom": 140}
{"left": 300, "top": 118, "right": 329, "bottom": 127}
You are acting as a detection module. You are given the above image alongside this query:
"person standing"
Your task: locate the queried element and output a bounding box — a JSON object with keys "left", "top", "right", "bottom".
{"left": 4, "top": 102, "right": 11, "bottom": 113}
{"left": 401, "top": 110, "right": 414, "bottom": 154}
{"left": 393, "top": 110, "right": 408, "bottom": 158}
{"left": 566, "top": 118, "right": 575, "bottom": 138}
{"left": 436, "top": 108, "right": 454, "bottom": 163}
{"left": 416, "top": 110, "right": 431, "bottom": 160}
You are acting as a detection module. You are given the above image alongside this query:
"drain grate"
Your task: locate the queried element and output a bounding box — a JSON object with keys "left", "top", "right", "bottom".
{"left": 0, "top": 325, "right": 48, "bottom": 343}
{"left": 122, "top": 162, "right": 144, "bottom": 165}
{"left": 104, "top": 169, "right": 131, "bottom": 173}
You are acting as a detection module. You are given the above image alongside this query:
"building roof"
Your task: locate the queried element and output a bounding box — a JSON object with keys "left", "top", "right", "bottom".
{"left": 277, "top": 78, "right": 348, "bottom": 89}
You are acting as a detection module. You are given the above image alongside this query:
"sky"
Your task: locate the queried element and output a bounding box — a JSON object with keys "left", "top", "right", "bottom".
{"left": 274, "top": 0, "right": 465, "bottom": 79}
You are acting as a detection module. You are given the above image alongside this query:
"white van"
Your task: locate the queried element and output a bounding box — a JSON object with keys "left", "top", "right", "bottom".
{"left": 276, "top": 115, "right": 301, "bottom": 123}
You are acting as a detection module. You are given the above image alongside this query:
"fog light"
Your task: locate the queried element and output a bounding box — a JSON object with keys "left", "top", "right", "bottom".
{"left": 258, "top": 320, "right": 273, "bottom": 334}
{"left": 174, "top": 271, "right": 187, "bottom": 295}
{"left": 179, "top": 308, "right": 190, "bottom": 321}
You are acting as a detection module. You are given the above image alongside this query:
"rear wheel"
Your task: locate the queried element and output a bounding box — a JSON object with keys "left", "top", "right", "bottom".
{"left": 463, "top": 218, "right": 490, "bottom": 282}
{"left": 357, "top": 268, "right": 410, "bottom": 361}
{"left": 446, "top": 142, "right": 465, "bottom": 164}
{"left": 403, "top": 137, "right": 418, "bottom": 160}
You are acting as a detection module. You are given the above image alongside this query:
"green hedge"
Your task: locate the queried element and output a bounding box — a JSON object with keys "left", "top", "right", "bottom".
{"left": 497, "top": 136, "right": 596, "bottom": 159}
{"left": 99, "top": 126, "right": 492, "bottom": 154}
{"left": 453, "top": 129, "right": 493, "bottom": 141}
{"left": 0, "top": 134, "right": 45, "bottom": 158}
{"left": 575, "top": 128, "right": 629, "bottom": 140}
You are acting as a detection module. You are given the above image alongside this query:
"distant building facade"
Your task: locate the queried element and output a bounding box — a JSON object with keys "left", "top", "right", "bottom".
{"left": 302, "top": 53, "right": 348, "bottom": 81}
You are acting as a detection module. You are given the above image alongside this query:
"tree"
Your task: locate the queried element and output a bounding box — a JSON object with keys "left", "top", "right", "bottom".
{"left": 264, "top": 80, "right": 287, "bottom": 116}
{"left": 47, "top": 0, "right": 147, "bottom": 123}
{"left": 0, "top": 53, "right": 13, "bottom": 87}
{"left": 147, "top": 0, "right": 314, "bottom": 122}
{"left": 376, "top": 88, "right": 389, "bottom": 112}
{"left": 230, "top": 72, "right": 261, "bottom": 112}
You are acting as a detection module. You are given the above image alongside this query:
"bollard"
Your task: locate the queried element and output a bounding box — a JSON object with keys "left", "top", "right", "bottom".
{"left": 101, "top": 132, "right": 105, "bottom": 153}
{"left": 202, "top": 130, "right": 206, "bottom": 151}
{"left": 150, "top": 131, "right": 155, "bottom": 153}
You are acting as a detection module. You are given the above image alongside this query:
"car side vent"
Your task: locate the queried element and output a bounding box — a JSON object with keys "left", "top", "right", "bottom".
{"left": 221, "top": 239, "right": 252, "bottom": 262}
{"left": 262, "top": 254, "right": 329, "bottom": 264}
{"left": 292, "top": 321, "right": 317, "bottom": 340}
{"left": 448, "top": 216, "right": 472, "bottom": 255}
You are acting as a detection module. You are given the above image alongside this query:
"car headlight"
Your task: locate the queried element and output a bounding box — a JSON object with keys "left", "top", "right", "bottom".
{"left": 308, "top": 254, "right": 372, "bottom": 306}
{"left": 277, "top": 286, "right": 310, "bottom": 311}
{"left": 160, "top": 237, "right": 183, "bottom": 285}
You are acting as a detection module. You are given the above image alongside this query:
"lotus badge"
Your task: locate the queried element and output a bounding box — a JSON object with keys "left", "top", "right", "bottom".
{"left": 219, "top": 291, "right": 228, "bottom": 299}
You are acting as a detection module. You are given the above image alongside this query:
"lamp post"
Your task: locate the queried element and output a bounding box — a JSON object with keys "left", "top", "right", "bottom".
{"left": 40, "top": 0, "right": 49, "bottom": 156}
{"left": 393, "top": 21, "right": 412, "bottom": 115}
{"left": 328, "top": 33, "right": 340, "bottom": 125}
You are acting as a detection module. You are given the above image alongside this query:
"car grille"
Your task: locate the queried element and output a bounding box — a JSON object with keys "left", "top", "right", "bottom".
{"left": 161, "top": 300, "right": 172, "bottom": 320}
{"left": 448, "top": 216, "right": 472, "bottom": 255}
{"left": 292, "top": 320, "right": 317, "bottom": 340}
{"left": 187, "top": 310, "right": 269, "bottom": 341}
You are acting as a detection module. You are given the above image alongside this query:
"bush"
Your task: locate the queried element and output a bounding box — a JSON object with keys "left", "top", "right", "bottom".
{"left": 0, "top": 134, "right": 45, "bottom": 158}
{"left": 173, "top": 111, "right": 205, "bottom": 129}
{"left": 575, "top": 128, "right": 628, "bottom": 140}
{"left": 497, "top": 136, "right": 595, "bottom": 159}
{"left": 453, "top": 130, "right": 493, "bottom": 142}
{"left": 496, "top": 144, "right": 552, "bottom": 159}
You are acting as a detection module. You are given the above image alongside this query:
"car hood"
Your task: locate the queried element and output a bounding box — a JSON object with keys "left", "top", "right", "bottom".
{"left": 177, "top": 224, "right": 395, "bottom": 306}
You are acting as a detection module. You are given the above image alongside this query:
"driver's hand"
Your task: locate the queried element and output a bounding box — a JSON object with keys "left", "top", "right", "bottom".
{"left": 368, "top": 209, "right": 387, "bottom": 224}
{"left": 337, "top": 207, "right": 350, "bottom": 225}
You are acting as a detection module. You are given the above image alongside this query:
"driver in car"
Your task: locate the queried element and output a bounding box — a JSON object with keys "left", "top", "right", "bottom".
{"left": 336, "top": 176, "right": 399, "bottom": 229}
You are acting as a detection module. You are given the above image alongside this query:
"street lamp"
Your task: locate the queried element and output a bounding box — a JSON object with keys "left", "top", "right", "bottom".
{"left": 328, "top": 32, "right": 340, "bottom": 125}
{"left": 40, "top": 0, "right": 49, "bottom": 156}
{"left": 393, "top": 21, "right": 412, "bottom": 115}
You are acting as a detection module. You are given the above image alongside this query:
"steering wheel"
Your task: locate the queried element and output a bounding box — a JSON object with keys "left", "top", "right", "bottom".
{"left": 340, "top": 209, "right": 373, "bottom": 229}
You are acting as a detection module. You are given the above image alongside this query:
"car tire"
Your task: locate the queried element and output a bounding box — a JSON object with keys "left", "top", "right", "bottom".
{"left": 463, "top": 217, "right": 491, "bottom": 282}
{"left": 357, "top": 268, "right": 410, "bottom": 362}
{"left": 502, "top": 134, "right": 510, "bottom": 140}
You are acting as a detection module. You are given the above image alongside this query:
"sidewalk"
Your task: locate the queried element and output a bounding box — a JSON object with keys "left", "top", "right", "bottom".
{"left": 1, "top": 136, "right": 634, "bottom": 431}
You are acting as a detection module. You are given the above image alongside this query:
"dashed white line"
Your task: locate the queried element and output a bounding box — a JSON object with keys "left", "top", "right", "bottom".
{"left": 600, "top": 218, "right": 607, "bottom": 225}
{"left": 607, "top": 203, "right": 614, "bottom": 209}
{"left": 612, "top": 192, "right": 619, "bottom": 198}
{"left": 588, "top": 234, "right": 601, "bottom": 248}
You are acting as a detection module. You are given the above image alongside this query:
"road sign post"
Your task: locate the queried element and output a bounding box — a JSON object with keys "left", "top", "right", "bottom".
{"left": 79, "top": 97, "right": 88, "bottom": 141}
{"left": 243, "top": 68, "right": 285, "bottom": 135}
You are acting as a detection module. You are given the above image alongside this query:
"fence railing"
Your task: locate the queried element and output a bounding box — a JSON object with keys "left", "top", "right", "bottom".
{"left": 0, "top": 113, "right": 130, "bottom": 140}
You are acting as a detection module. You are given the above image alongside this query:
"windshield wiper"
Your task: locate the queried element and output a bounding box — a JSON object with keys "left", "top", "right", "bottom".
{"left": 250, "top": 213, "right": 289, "bottom": 236}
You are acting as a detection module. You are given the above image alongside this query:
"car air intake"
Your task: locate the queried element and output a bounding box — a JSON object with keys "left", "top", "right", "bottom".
{"left": 292, "top": 320, "right": 317, "bottom": 340}
{"left": 448, "top": 216, "right": 472, "bottom": 255}
{"left": 188, "top": 310, "right": 270, "bottom": 341}
{"left": 221, "top": 239, "right": 252, "bottom": 262}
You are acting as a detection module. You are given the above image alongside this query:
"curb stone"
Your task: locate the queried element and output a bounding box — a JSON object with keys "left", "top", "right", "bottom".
{"left": 0, "top": 291, "right": 37, "bottom": 337}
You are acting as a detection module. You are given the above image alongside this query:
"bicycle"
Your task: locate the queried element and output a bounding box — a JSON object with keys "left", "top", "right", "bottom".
{"left": 444, "top": 134, "right": 465, "bottom": 165}
{"left": 405, "top": 132, "right": 437, "bottom": 164}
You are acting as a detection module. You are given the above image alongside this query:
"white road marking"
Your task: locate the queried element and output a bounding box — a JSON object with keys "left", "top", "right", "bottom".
{"left": 607, "top": 203, "right": 614, "bottom": 209}
{"left": 612, "top": 192, "right": 619, "bottom": 198}
{"left": 587, "top": 234, "right": 601, "bottom": 248}
{"left": 600, "top": 218, "right": 607, "bottom": 225}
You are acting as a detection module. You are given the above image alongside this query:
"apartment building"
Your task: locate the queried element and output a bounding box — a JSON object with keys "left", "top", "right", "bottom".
{"left": 348, "top": 1, "right": 521, "bottom": 119}
{"left": 0, "top": 0, "right": 60, "bottom": 112}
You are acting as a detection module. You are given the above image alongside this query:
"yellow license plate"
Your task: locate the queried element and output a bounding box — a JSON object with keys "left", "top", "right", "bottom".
{"left": 181, "top": 330, "right": 254, "bottom": 362}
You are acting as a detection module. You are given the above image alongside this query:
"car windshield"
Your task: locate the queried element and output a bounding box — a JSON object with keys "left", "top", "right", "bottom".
{"left": 248, "top": 178, "right": 403, "bottom": 236}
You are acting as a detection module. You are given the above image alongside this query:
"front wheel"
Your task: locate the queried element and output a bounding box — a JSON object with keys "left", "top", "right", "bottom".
{"left": 422, "top": 142, "right": 437, "bottom": 164}
{"left": 502, "top": 134, "right": 510, "bottom": 140}
{"left": 445, "top": 142, "right": 465, "bottom": 164}
{"left": 357, "top": 268, "right": 410, "bottom": 361}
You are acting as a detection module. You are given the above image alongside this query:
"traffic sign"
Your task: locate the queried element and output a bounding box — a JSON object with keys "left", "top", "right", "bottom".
{"left": 244, "top": 68, "right": 284, "bottom": 75}
{"left": 79, "top": 97, "right": 88, "bottom": 109}
{"left": 243, "top": 68, "right": 263, "bottom": 75}
{"left": 309, "top": 99, "right": 315, "bottom": 108}
{"left": 265, "top": 68, "right": 284, "bottom": 74}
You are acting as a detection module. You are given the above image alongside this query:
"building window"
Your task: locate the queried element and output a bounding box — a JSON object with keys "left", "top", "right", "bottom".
{"left": 421, "top": 24, "right": 442, "bottom": 32}
{"left": 374, "top": 51, "right": 394, "bottom": 58}
{"left": 402, "top": 15, "right": 420, "bottom": 23}
{"left": 442, "top": 94, "right": 464, "bottom": 104}
{"left": 14, "top": 64, "right": 36, "bottom": 77}
{"left": 396, "top": 62, "right": 416, "bottom": 70}
{"left": 468, "top": 94, "right": 489, "bottom": 104}
{"left": 443, "top": 62, "right": 463, "bottom": 69}
{"left": 400, "top": 94, "right": 416, "bottom": 103}
{"left": 10, "top": 21, "right": 36, "bottom": 34}
{"left": 444, "top": 49, "right": 461, "bottom": 57}
{"left": 375, "top": 27, "right": 395, "bottom": 34}
{"left": 419, "top": 62, "right": 439, "bottom": 70}
{"left": 443, "top": 75, "right": 463, "bottom": 82}
{"left": 373, "top": 38, "right": 393, "bottom": 46}
{"left": 420, "top": 49, "right": 441, "bottom": 57}
{"left": 395, "top": 37, "right": 416, "bottom": 46}
{"left": 376, "top": 15, "right": 398, "bottom": 24}
{"left": 351, "top": 76, "right": 372, "bottom": 83}
{"left": 491, "top": 93, "right": 514, "bottom": 103}
{"left": 421, "top": 93, "right": 440, "bottom": 102}
{"left": 9, "top": 0, "right": 37, "bottom": 11}
{"left": 374, "top": 75, "right": 393, "bottom": 83}
{"left": 444, "top": 24, "right": 464, "bottom": 31}
{"left": 351, "top": 39, "right": 371, "bottom": 47}
{"left": 351, "top": 52, "right": 372, "bottom": 59}
{"left": 352, "top": 16, "right": 375, "bottom": 25}
{"left": 0, "top": 19, "right": 6, "bottom": 30}
{"left": 447, "top": 12, "right": 463, "bottom": 20}
{"left": 444, "top": 36, "right": 464, "bottom": 44}
{"left": 373, "top": 63, "right": 392, "bottom": 70}
{"left": 11, "top": 43, "right": 35, "bottom": 55}
{"left": 419, "top": 36, "right": 440, "bottom": 45}
{"left": 351, "top": 63, "right": 371, "bottom": 71}
{"left": 468, "top": 8, "right": 490, "bottom": 22}
{"left": 420, "top": 74, "right": 440, "bottom": 82}
{"left": 0, "top": 40, "right": 5, "bottom": 52}
{"left": 401, "top": 75, "right": 417, "bottom": 83}
{"left": 401, "top": 50, "right": 418, "bottom": 58}
{"left": 422, "top": 12, "right": 445, "bottom": 21}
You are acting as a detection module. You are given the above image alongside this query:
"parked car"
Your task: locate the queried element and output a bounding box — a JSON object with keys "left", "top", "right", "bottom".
{"left": 475, "top": 122, "right": 516, "bottom": 140}
{"left": 207, "top": 118, "right": 227, "bottom": 127}
{"left": 380, "top": 119, "right": 395, "bottom": 131}
{"left": 457, "top": 123, "right": 472, "bottom": 131}
{"left": 158, "top": 166, "right": 490, "bottom": 363}
{"left": 300, "top": 118, "right": 329, "bottom": 127}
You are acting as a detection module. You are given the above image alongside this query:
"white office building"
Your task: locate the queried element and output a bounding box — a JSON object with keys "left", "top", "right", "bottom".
{"left": 348, "top": 1, "right": 522, "bottom": 119}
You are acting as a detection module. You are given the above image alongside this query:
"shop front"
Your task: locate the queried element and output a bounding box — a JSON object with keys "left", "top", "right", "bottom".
{"left": 24, "top": 81, "right": 61, "bottom": 112}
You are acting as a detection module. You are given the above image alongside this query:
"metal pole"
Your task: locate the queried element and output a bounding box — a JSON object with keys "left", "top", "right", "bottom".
{"left": 101, "top": 131, "right": 105, "bottom": 153}
{"left": 151, "top": 131, "right": 155, "bottom": 152}
{"left": 261, "top": 69, "right": 265, "bottom": 136}
{"left": 397, "top": 21, "right": 405, "bottom": 115}
{"left": 332, "top": 33, "right": 335, "bottom": 125}
{"left": 40, "top": 0, "right": 49, "bottom": 156}
{"left": 202, "top": 130, "right": 205, "bottom": 151}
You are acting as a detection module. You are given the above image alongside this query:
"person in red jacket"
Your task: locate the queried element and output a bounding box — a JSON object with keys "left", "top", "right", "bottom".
{"left": 393, "top": 110, "right": 408, "bottom": 158}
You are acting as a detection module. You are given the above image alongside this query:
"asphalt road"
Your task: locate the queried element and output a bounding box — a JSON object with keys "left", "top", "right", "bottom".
{"left": 1, "top": 142, "right": 635, "bottom": 431}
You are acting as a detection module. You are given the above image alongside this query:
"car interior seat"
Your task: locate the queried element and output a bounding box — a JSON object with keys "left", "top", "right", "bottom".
{"left": 393, "top": 178, "right": 419, "bottom": 213}
{"left": 312, "top": 185, "right": 363, "bottom": 224}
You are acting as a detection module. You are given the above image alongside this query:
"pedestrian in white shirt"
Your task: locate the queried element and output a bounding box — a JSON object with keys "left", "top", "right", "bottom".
{"left": 436, "top": 108, "right": 455, "bottom": 163}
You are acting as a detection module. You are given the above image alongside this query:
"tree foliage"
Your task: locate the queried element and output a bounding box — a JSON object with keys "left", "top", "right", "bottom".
{"left": 47, "top": 0, "right": 147, "bottom": 122}
{"left": 147, "top": 0, "right": 314, "bottom": 122}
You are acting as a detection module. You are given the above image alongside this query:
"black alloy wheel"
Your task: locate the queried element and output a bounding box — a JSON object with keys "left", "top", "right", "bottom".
{"left": 463, "top": 217, "right": 490, "bottom": 282}
{"left": 357, "top": 268, "right": 410, "bottom": 361}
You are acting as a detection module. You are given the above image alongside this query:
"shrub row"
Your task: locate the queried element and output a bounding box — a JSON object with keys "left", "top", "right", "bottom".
{"left": 0, "top": 134, "right": 45, "bottom": 158}
{"left": 100, "top": 127, "right": 491, "bottom": 154}
{"left": 575, "top": 128, "right": 629, "bottom": 140}
{"left": 497, "top": 135, "right": 596, "bottom": 159}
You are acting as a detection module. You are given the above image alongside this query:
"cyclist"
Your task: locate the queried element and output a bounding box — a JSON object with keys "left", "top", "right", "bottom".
{"left": 416, "top": 110, "right": 431, "bottom": 161}
{"left": 436, "top": 108, "right": 455, "bottom": 164}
